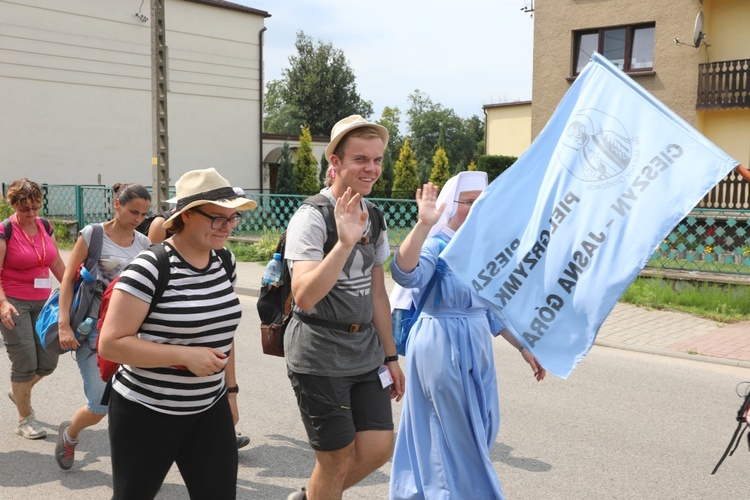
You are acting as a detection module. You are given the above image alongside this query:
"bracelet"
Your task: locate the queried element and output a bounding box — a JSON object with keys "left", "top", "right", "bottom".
{"left": 518, "top": 345, "right": 525, "bottom": 353}
{"left": 226, "top": 385, "right": 239, "bottom": 394}
{"left": 384, "top": 354, "right": 399, "bottom": 363}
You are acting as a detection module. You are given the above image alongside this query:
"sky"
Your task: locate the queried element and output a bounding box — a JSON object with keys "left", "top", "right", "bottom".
{"left": 233, "top": 0, "right": 535, "bottom": 124}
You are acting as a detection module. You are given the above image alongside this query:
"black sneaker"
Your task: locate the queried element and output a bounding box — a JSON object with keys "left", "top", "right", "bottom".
{"left": 236, "top": 433, "right": 250, "bottom": 450}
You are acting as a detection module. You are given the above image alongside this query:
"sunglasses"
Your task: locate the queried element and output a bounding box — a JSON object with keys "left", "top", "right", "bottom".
{"left": 192, "top": 207, "right": 243, "bottom": 230}
{"left": 454, "top": 200, "right": 476, "bottom": 206}
{"left": 16, "top": 205, "right": 42, "bottom": 213}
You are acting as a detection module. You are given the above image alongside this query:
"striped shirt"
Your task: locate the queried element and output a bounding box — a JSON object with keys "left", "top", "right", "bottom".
{"left": 112, "top": 243, "right": 240, "bottom": 415}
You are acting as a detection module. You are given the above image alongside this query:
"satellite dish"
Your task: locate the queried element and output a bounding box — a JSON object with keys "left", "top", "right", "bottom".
{"left": 693, "top": 11, "right": 705, "bottom": 47}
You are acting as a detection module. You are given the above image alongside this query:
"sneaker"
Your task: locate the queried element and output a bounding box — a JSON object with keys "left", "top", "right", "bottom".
{"left": 287, "top": 488, "right": 307, "bottom": 500}
{"left": 55, "top": 421, "right": 78, "bottom": 470}
{"left": 16, "top": 415, "right": 46, "bottom": 439}
{"left": 7, "top": 390, "right": 34, "bottom": 417}
{"left": 236, "top": 433, "right": 250, "bottom": 450}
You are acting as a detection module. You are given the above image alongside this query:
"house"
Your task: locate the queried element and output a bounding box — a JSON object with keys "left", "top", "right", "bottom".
{"left": 531, "top": 0, "right": 750, "bottom": 209}
{"left": 483, "top": 101, "right": 531, "bottom": 158}
{"left": 0, "top": 0, "right": 271, "bottom": 191}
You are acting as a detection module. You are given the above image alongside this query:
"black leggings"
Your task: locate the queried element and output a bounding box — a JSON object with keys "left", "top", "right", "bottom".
{"left": 108, "top": 390, "right": 237, "bottom": 500}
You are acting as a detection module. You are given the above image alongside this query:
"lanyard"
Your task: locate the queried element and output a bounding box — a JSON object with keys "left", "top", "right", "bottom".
{"left": 14, "top": 214, "right": 47, "bottom": 270}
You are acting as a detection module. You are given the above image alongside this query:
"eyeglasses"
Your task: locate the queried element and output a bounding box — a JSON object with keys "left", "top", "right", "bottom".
{"left": 192, "top": 208, "right": 243, "bottom": 230}
{"left": 454, "top": 200, "right": 476, "bottom": 206}
{"left": 16, "top": 205, "right": 42, "bottom": 213}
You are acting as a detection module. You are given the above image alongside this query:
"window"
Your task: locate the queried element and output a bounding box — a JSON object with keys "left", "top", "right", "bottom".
{"left": 573, "top": 24, "right": 655, "bottom": 75}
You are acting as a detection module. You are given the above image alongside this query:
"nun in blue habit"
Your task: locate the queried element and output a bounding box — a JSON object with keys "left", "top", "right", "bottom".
{"left": 388, "top": 172, "right": 546, "bottom": 500}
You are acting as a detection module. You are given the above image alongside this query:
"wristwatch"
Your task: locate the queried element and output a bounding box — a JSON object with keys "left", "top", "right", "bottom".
{"left": 227, "top": 385, "right": 239, "bottom": 394}
{"left": 384, "top": 354, "right": 399, "bottom": 363}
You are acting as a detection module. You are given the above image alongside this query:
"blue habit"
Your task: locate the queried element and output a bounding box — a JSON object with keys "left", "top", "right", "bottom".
{"left": 389, "top": 231, "right": 505, "bottom": 500}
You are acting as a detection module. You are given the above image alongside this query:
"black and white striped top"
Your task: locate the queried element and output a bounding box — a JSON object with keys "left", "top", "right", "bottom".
{"left": 111, "top": 243, "right": 240, "bottom": 415}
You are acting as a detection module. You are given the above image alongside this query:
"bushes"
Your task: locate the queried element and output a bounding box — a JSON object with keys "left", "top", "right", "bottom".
{"left": 476, "top": 154, "right": 517, "bottom": 182}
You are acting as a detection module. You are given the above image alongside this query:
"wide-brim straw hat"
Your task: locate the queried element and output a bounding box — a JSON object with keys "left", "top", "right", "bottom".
{"left": 325, "top": 115, "right": 389, "bottom": 159}
{"left": 163, "top": 168, "right": 257, "bottom": 230}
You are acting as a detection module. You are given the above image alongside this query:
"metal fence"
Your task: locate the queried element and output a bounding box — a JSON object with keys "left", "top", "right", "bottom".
{"left": 13, "top": 184, "right": 750, "bottom": 277}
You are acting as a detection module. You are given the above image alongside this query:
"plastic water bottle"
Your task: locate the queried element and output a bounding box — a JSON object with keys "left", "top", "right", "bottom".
{"left": 79, "top": 266, "right": 95, "bottom": 283}
{"left": 77, "top": 317, "right": 94, "bottom": 338}
{"left": 262, "top": 253, "right": 283, "bottom": 285}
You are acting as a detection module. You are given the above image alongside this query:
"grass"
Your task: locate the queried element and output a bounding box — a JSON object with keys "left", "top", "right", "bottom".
{"left": 620, "top": 276, "right": 750, "bottom": 323}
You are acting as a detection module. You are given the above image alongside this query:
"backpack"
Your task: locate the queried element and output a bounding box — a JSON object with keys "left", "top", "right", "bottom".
{"left": 391, "top": 237, "right": 447, "bottom": 356}
{"left": 135, "top": 211, "right": 170, "bottom": 237}
{"left": 257, "top": 193, "right": 384, "bottom": 357}
{"left": 35, "top": 224, "right": 104, "bottom": 355}
{"left": 96, "top": 243, "right": 233, "bottom": 381}
{"left": 2, "top": 217, "right": 53, "bottom": 241}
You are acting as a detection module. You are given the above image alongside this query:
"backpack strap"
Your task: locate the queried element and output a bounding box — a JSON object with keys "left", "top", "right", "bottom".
{"left": 2, "top": 217, "right": 53, "bottom": 240}
{"left": 302, "top": 193, "right": 337, "bottom": 255}
{"left": 364, "top": 200, "right": 385, "bottom": 246}
{"left": 215, "top": 247, "right": 234, "bottom": 284}
{"left": 84, "top": 224, "right": 105, "bottom": 279}
{"left": 148, "top": 243, "right": 172, "bottom": 313}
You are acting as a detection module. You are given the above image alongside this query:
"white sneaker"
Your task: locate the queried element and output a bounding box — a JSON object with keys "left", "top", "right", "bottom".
{"left": 16, "top": 415, "right": 46, "bottom": 439}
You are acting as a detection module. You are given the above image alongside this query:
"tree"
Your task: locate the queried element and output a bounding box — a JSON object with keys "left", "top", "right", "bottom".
{"left": 406, "top": 90, "right": 485, "bottom": 181}
{"left": 275, "top": 142, "right": 295, "bottom": 194}
{"left": 392, "top": 138, "right": 420, "bottom": 199}
{"left": 467, "top": 160, "right": 478, "bottom": 171}
{"left": 293, "top": 125, "right": 320, "bottom": 194}
{"left": 319, "top": 153, "right": 329, "bottom": 189}
{"left": 263, "top": 80, "right": 298, "bottom": 134}
{"left": 374, "top": 106, "right": 404, "bottom": 197}
{"left": 429, "top": 147, "right": 451, "bottom": 190}
{"left": 264, "top": 31, "right": 373, "bottom": 136}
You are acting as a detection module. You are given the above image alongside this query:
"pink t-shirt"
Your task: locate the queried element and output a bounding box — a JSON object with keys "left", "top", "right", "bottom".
{"left": 0, "top": 217, "right": 59, "bottom": 301}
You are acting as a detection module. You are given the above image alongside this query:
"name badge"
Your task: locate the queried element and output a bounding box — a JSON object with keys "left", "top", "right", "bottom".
{"left": 378, "top": 365, "right": 394, "bottom": 389}
{"left": 34, "top": 277, "right": 51, "bottom": 289}
{"left": 34, "top": 270, "right": 51, "bottom": 289}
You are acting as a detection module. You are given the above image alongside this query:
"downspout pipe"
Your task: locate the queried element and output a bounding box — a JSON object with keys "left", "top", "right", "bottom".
{"left": 258, "top": 26, "right": 267, "bottom": 193}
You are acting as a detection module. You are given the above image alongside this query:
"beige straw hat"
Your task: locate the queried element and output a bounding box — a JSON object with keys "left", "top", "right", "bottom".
{"left": 325, "top": 115, "right": 389, "bottom": 159}
{"left": 163, "top": 168, "right": 256, "bottom": 230}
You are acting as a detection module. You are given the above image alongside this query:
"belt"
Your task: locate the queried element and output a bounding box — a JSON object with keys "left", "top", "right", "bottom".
{"left": 292, "top": 312, "right": 369, "bottom": 333}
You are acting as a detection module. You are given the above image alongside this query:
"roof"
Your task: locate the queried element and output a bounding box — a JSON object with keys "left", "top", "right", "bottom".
{"left": 483, "top": 100, "right": 532, "bottom": 110}
{"left": 183, "top": 0, "right": 271, "bottom": 18}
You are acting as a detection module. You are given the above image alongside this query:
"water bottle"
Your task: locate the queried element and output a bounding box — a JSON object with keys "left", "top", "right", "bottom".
{"left": 79, "top": 266, "right": 95, "bottom": 283}
{"left": 77, "top": 317, "right": 94, "bottom": 338}
{"left": 262, "top": 253, "right": 283, "bottom": 285}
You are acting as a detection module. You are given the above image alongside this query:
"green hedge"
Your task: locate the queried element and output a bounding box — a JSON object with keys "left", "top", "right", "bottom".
{"left": 477, "top": 154, "right": 517, "bottom": 182}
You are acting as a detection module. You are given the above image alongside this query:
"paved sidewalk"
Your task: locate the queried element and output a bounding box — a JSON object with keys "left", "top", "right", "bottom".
{"left": 235, "top": 259, "right": 750, "bottom": 369}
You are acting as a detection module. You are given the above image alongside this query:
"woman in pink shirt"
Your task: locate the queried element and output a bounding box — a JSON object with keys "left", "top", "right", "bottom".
{"left": 0, "top": 178, "right": 66, "bottom": 439}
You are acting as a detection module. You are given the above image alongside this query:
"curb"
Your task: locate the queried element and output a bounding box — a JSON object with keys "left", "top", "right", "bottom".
{"left": 595, "top": 338, "right": 750, "bottom": 370}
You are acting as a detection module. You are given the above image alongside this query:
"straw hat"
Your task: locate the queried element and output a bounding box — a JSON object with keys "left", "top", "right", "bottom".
{"left": 325, "top": 115, "right": 389, "bottom": 159}
{"left": 163, "top": 168, "right": 256, "bottom": 230}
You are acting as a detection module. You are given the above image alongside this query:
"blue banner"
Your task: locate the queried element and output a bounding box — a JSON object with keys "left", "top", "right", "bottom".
{"left": 442, "top": 53, "right": 739, "bottom": 378}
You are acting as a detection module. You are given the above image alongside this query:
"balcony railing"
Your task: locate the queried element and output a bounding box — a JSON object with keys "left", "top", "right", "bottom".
{"left": 697, "top": 58, "right": 750, "bottom": 109}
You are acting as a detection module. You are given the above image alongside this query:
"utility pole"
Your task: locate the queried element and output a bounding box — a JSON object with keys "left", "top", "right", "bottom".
{"left": 151, "top": 0, "right": 169, "bottom": 212}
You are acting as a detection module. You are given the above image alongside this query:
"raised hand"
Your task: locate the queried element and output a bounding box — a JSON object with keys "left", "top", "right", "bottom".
{"left": 416, "top": 182, "right": 446, "bottom": 228}
{"left": 334, "top": 187, "right": 367, "bottom": 247}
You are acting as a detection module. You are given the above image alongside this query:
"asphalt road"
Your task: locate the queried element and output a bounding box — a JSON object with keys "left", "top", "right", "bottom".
{"left": 1, "top": 295, "right": 750, "bottom": 499}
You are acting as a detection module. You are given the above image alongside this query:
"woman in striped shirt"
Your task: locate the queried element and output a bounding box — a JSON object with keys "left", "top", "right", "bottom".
{"left": 99, "top": 168, "right": 257, "bottom": 500}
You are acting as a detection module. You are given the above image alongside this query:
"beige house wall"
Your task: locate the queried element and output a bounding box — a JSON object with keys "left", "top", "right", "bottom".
{"left": 532, "top": 0, "right": 702, "bottom": 138}
{"left": 484, "top": 102, "right": 532, "bottom": 157}
{"left": 698, "top": 0, "right": 750, "bottom": 169}
{"left": 0, "top": 0, "right": 268, "bottom": 189}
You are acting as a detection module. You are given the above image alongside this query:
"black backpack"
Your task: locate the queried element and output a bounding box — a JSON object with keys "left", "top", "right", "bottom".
{"left": 257, "top": 193, "right": 384, "bottom": 357}
{"left": 135, "top": 211, "right": 170, "bottom": 237}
